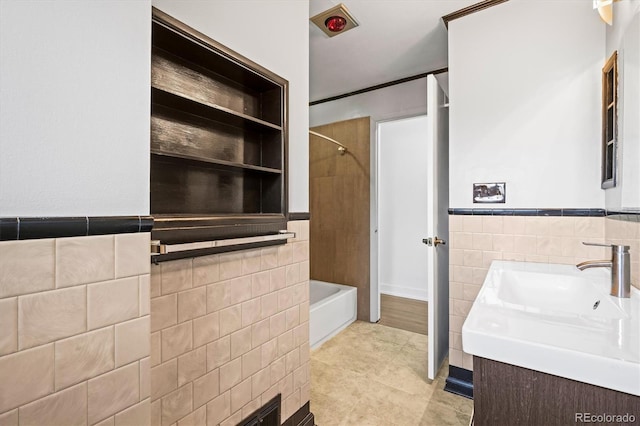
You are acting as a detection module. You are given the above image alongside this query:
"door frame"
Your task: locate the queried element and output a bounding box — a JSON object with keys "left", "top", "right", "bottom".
{"left": 370, "top": 75, "right": 449, "bottom": 380}
{"left": 370, "top": 112, "right": 429, "bottom": 324}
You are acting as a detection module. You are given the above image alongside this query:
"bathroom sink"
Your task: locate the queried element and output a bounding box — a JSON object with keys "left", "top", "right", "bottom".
{"left": 463, "top": 261, "right": 640, "bottom": 396}
{"left": 495, "top": 269, "right": 628, "bottom": 319}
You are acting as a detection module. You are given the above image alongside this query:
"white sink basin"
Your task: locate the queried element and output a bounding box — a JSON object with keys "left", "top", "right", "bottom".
{"left": 463, "top": 261, "right": 640, "bottom": 396}
{"left": 496, "top": 269, "right": 628, "bottom": 319}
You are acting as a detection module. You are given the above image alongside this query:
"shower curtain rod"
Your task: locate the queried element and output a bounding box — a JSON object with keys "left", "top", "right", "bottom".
{"left": 309, "top": 130, "right": 348, "bottom": 155}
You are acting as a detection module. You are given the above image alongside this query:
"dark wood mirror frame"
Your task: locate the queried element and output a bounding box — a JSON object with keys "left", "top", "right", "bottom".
{"left": 601, "top": 50, "right": 618, "bottom": 189}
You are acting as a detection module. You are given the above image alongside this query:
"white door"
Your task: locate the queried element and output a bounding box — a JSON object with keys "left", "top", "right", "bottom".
{"left": 426, "top": 74, "right": 450, "bottom": 380}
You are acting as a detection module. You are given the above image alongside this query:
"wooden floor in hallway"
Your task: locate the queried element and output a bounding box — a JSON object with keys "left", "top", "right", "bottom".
{"left": 310, "top": 321, "right": 473, "bottom": 425}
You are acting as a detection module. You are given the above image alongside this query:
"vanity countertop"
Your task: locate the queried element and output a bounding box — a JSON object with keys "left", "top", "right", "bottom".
{"left": 462, "top": 260, "right": 640, "bottom": 396}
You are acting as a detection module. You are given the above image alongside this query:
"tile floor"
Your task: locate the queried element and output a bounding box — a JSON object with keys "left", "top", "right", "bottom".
{"left": 310, "top": 321, "right": 473, "bottom": 426}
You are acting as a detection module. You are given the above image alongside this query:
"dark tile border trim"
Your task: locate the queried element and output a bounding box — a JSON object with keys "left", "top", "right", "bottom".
{"left": 0, "top": 216, "right": 154, "bottom": 241}
{"left": 444, "top": 365, "right": 473, "bottom": 399}
{"left": 447, "top": 208, "right": 622, "bottom": 217}
{"left": 288, "top": 212, "right": 310, "bottom": 221}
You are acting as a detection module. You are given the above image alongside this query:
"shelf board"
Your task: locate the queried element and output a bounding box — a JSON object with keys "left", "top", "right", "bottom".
{"left": 151, "top": 150, "right": 282, "bottom": 174}
{"left": 152, "top": 87, "right": 282, "bottom": 131}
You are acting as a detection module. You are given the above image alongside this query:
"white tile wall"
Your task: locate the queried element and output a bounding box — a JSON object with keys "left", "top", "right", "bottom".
{"left": 449, "top": 215, "right": 640, "bottom": 371}
{"left": 150, "top": 221, "right": 310, "bottom": 425}
{"left": 0, "top": 233, "right": 151, "bottom": 425}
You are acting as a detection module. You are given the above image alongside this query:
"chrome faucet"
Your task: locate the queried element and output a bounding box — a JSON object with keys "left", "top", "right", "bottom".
{"left": 576, "top": 242, "right": 631, "bottom": 298}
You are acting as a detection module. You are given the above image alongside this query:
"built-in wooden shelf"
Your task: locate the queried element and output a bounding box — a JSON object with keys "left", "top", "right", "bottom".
{"left": 150, "top": 8, "right": 288, "bottom": 247}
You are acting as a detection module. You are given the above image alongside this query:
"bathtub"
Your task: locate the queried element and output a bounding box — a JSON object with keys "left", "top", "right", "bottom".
{"left": 309, "top": 280, "right": 357, "bottom": 349}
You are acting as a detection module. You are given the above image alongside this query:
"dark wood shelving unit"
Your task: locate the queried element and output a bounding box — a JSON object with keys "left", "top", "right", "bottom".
{"left": 151, "top": 8, "right": 288, "bottom": 247}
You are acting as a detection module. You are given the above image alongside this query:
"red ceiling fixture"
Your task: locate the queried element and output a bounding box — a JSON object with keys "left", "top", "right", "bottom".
{"left": 325, "top": 16, "right": 347, "bottom": 33}
{"left": 310, "top": 3, "right": 359, "bottom": 38}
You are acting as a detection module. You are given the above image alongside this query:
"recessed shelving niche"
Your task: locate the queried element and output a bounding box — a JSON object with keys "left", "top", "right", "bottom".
{"left": 150, "top": 8, "right": 288, "bottom": 248}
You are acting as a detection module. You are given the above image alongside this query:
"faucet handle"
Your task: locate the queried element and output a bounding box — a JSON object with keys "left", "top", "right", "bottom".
{"left": 582, "top": 242, "right": 630, "bottom": 252}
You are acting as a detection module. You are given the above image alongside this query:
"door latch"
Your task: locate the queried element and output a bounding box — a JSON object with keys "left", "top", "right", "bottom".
{"left": 422, "top": 237, "right": 446, "bottom": 247}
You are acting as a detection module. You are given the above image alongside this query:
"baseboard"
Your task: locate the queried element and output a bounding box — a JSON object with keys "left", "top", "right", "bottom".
{"left": 379, "top": 284, "right": 428, "bottom": 301}
{"left": 444, "top": 365, "right": 474, "bottom": 399}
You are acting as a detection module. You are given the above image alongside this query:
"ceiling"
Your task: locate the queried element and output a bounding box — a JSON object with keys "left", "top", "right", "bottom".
{"left": 309, "top": 0, "right": 478, "bottom": 102}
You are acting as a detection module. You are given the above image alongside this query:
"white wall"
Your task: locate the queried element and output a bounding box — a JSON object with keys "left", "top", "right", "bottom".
{"left": 309, "top": 78, "right": 428, "bottom": 128}
{"left": 378, "top": 116, "right": 430, "bottom": 301}
{"left": 0, "top": 0, "right": 151, "bottom": 216}
{"left": 605, "top": 1, "right": 640, "bottom": 210}
{"left": 152, "top": 0, "right": 310, "bottom": 213}
{"left": 448, "top": 0, "right": 606, "bottom": 209}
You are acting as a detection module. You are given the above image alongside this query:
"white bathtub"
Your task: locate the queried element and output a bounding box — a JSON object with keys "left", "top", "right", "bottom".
{"left": 309, "top": 280, "right": 357, "bottom": 349}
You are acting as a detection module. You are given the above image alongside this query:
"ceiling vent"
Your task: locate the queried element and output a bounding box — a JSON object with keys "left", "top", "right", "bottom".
{"left": 310, "top": 3, "right": 359, "bottom": 38}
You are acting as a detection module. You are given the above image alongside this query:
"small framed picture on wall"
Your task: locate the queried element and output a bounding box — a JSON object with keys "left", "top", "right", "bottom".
{"left": 473, "top": 182, "right": 506, "bottom": 203}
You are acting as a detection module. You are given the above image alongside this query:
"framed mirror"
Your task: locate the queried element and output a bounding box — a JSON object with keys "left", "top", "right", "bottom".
{"left": 601, "top": 51, "right": 618, "bottom": 189}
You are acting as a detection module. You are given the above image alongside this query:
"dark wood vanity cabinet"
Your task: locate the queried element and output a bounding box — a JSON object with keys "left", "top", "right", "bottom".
{"left": 473, "top": 356, "right": 640, "bottom": 426}
{"left": 150, "top": 8, "right": 288, "bottom": 245}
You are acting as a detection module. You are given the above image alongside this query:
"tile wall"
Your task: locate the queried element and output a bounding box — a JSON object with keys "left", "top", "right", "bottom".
{"left": 449, "top": 214, "right": 640, "bottom": 371}
{"left": 605, "top": 217, "right": 640, "bottom": 288}
{"left": 0, "top": 233, "right": 151, "bottom": 425}
{"left": 149, "top": 221, "right": 310, "bottom": 426}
